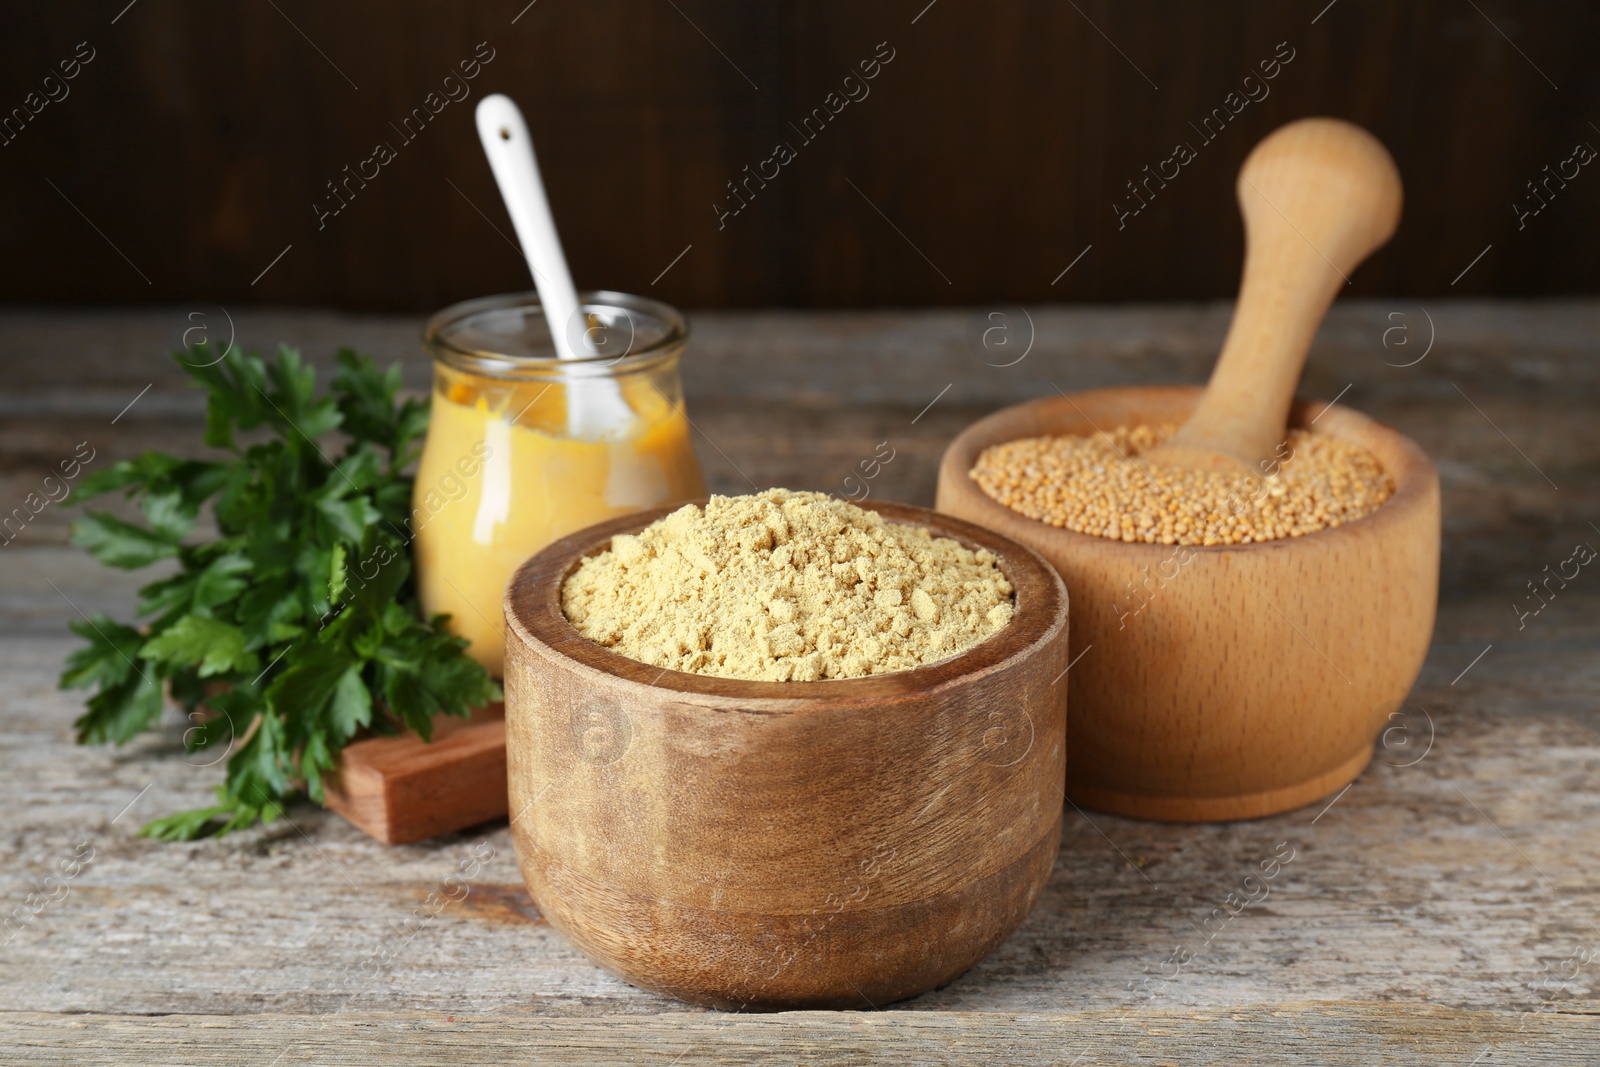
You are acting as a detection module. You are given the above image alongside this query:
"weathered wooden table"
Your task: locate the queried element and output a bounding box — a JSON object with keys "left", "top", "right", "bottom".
{"left": 2, "top": 302, "right": 1596, "bottom": 1064}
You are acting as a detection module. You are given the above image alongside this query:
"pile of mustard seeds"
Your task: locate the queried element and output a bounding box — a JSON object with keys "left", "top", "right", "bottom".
{"left": 970, "top": 424, "right": 1394, "bottom": 546}
{"left": 561, "top": 489, "right": 1014, "bottom": 681}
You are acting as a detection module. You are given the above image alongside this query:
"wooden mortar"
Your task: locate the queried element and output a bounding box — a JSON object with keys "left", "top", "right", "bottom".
{"left": 502, "top": 501, "right": 1069, "bottom": 1009}
{"left": 936, "top": 119, "right": 1440, "bottom": 821}
{"left": 938, "top": 388, "right": 1438, "bottom": 820}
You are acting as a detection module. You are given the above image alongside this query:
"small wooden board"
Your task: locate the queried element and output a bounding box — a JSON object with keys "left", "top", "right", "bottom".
{"left": 322, "top": 702, "right": 508, "bottom": 845}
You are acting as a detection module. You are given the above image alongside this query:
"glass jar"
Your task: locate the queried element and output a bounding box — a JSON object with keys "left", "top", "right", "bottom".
{"left": 413, "top": 290, "right": 707, "bottom": 677}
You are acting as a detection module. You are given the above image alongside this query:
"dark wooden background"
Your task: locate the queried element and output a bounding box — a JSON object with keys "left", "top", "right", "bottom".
{"left": 5, "top": 1, "right": 1596, "bottom": 310}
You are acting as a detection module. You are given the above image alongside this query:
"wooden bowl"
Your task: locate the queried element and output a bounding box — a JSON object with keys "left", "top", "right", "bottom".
{"left": 937, "top": 386, "right": 1439, "bottom": 822}
{"left": 502, "top": 501, "right": 1069, "bottom": 1010}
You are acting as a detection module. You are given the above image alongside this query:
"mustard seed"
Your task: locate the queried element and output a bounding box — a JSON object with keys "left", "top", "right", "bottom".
{"left": 970, "top": 424, "right": 1394, "bottom": 546}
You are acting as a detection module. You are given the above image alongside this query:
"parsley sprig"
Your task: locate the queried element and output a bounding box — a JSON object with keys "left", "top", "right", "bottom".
{"left": 60, "top": 343, "right": 500, "bottom": 839}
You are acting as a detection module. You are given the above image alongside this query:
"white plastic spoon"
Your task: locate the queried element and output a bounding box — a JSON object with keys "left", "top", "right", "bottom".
{"left": 473, "top": 93, "right": 634, "bottom": 435}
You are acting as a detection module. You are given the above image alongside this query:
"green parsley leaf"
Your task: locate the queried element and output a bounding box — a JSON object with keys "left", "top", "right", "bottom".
{"left": 73, "top": 669, "right": 164, "bottom": 746}
{"left": 140, "top": 616, "right": 259, "bottom": 678}
{"left": 71, "top": 511, "right": 180, "bottom": 568}
{"left": 61, "top": 341, "right": 501, "bottom": 839}
{"left": 334, "top": 349, "right": 428, "bottom": 465}
{"left": 60, "top": 615, "right": 146, "bottom": 691}
{"left": 139, "top": 799, "right": 238, "bottom": 842}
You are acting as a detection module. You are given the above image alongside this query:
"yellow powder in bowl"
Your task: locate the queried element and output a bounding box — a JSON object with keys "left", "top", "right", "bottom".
{"left": 561, "top": 489, "right": 1015, "bottom": 682}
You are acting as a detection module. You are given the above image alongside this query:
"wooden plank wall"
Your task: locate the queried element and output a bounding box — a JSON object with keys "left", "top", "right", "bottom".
{"left": 3, "top": 1, "right": 1596, "bottom": 310}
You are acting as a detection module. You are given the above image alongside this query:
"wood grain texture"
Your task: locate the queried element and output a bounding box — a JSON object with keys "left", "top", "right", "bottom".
{"left": 939, "top": 387, "right": 1440, "bottom": 819}
{"left": 1151, "top": 118, "right": 1402, "bottom": 472}
{"left": 4, "top": 4, "right": 1599, "bottom": 310}
{"left": 322, "top": 703, "right": 508, "bottom": 846}
{"left": 1, "top": 305, "right": 1595, "bottom": 1060}
{"left": 6, "top": 623, "right": 1597, "bottom": 1020}
{"left": 502, "top": 502, "right": 1069, "bottom": 1008}
{"left": 5, "top": 1005, "right": 1598, "bottom": 1065}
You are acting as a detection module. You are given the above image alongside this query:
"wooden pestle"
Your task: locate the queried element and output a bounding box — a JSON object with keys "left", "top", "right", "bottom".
{"left": 1146, "top": 118, "right": 1403, "bottom": 475}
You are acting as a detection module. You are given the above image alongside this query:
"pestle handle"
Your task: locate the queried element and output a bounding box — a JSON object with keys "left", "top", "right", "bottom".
{"left": 1149, "top": 118, "right": 1402, "bottom": 474}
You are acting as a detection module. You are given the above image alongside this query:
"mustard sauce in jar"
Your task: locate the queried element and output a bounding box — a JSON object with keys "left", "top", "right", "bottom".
{"left": 412, "top": 291, "right": 705, "bottom": 676}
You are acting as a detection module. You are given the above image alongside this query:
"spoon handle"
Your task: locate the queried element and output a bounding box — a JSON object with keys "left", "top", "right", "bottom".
{"left": 474, "top": 94, "right": 636, "bottom": 436}
{"left": 1158, "top": 118, "right": 1402, "bottom": 473}
{"left": 474, "top": 94, "right": 587, "bottom": 361}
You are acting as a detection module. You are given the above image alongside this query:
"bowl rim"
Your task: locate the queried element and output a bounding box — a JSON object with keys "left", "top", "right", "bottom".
{"left": 939, "top": 384, "right": 1439, "bottom": 558}
{"left": 504, "top": 498, "right": 1068, "bottom": 706}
